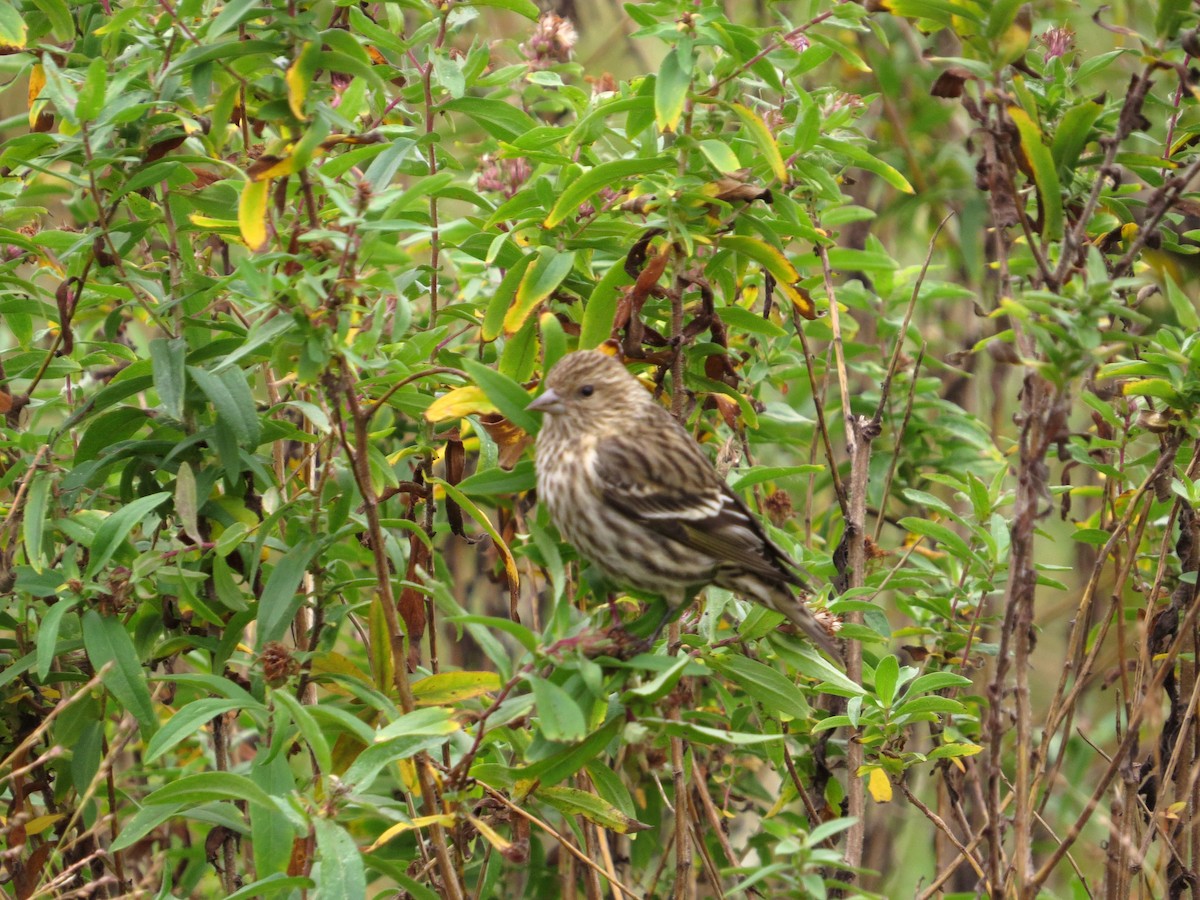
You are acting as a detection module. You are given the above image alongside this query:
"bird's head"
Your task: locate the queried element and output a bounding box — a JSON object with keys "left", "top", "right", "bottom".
{"left": 527, "top": 350, "right": 650, "bottom": 432}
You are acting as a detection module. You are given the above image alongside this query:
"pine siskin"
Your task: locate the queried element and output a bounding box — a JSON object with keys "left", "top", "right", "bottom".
{"left": 527, "top": 350, "right": 839, "bottom": 656}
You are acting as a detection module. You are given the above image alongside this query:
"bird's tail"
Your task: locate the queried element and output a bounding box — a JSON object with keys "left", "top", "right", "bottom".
{"left": 774, "top": 592, "right": 842, "bottom": 659}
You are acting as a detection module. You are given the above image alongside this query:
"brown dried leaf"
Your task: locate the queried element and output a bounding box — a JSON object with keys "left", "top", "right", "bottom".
{"left": 478, "top": 413, "right": 533, "bottom": 470}
{"left": 931, "top": 67, "right": 972, "bottom": 99}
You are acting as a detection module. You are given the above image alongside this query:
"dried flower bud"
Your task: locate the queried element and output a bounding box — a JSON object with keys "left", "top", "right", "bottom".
{"left": 764, "top": 489, "right": 794, "bottom": 527}
{"left": 477, "top": 155, "right": 531, "bottom": 198}
{"left": 260, "top": 641, "right": 300, "bottom": 686}
{"left": 784, "top": 31, "right": 810, "bottom": 53}
{"left": 1039, "top": 25, "right": 1075, "bottom": 60}
{"left": 520, "top": 13, "right": 577, "bottom": 69}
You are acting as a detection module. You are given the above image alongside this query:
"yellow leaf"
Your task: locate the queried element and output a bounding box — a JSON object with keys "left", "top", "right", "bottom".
{"left": 866, "top": 766, "right": 893, "bottom": 803}
{"left": 286, "top": 42, "right": 319, "bottom": 120}
{"left": 248, "top": 152, "right": 300, "bottom": 182}
{"left": 368, "top": 595, "right": 393, "bottom": 695}
{"left": 540, "top": 786, "right": 651, "bottom": 834}
{"left": 412, "top": 671, "right": 502, "bottom": 706}
{"left": 24, "top": 813, "right": 63, "bottom": 836}
{"left": 238, "top": 179, "right": 271, "bottom": 252}
{"left": 188, "top": 215, "right": 240, "bottom": 231}
{"left": 503, "top": 248, "right": 575, "bottom": 336}
{"left": 0, "top": 3, "right": 27, "bottom": 51}
{"left": 366, "top": 814, "right": 455, "bottom": 852}
{"left": 731, "top": 103, "right": 786, "bottom": 182}
{"left": 775, "top": 280, "right": 817, "bottom": 319}
{"left": 28, "top": 63, "right": 45, "bottom": 130}
{"left": 309, "top": 651, "right": 373, "bottom": 691}
{"left": 398, "top": 757, "right": 418, "bottom": 792}
{"left": 468, "top": 813, "right": 512, "bottom": 853}
{"left": 430, "top": 477, "right": 520, "bottom": 605}
{"left": 425, "top": 386, "right": 498, "bottom": 423}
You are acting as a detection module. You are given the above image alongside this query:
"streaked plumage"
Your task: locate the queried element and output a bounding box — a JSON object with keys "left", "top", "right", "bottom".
{"left": 527, "top": 350, "right": 839, "bottom": 656}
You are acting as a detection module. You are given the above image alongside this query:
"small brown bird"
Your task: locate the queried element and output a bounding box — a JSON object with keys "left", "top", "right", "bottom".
{"left": 527, "top": 350, "right": 839, "bottom": 656}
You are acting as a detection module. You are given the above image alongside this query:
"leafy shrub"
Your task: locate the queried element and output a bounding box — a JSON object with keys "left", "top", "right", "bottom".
{"left": 2, "top": 0, "right": 1200, "bottom": 897}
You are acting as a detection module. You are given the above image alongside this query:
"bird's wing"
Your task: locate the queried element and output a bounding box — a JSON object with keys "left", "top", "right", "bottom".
{"left": 593, "top": 427, "right": 801, "bottom": 586}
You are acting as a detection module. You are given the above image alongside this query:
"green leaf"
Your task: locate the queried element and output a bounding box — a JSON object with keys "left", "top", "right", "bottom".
{"left": 926, "top": 742, "right": 984, "bottom": 760}
{"left": 111, "top": 803, "right": 186, "bottom": 852}
{"left": 499, "top": 316, "right": 539, "bottom": 382}
{"left": 22, "top": 470, "right": 50, "bottom": 572}
{"left": 1156, "top": 0, "right": 1190, "bottom": 38}
{"left": 898, "top": 516, "right": 975, "bottom": 562}
{"left": 83, "top": 610, "right": 158, "bottom": 738}
{"left": 0, "top": 0, "right": 27, "bottom": 49}
{"left": 37, "top": 597, "right": 78, "bottom": 680}
{"left": 482, "top": 251, "right": 536, "bottom": 342}
{"left": 655, "top": 719, "right": 785, "bottom": 745}
{"left": 540, "top": 786, "right": 649, "bottom": 833}
{"left": 654, "top": 47, "right": 692, "bottom": 133}
{"left": 144, "top": 772, "right": 276, "bottom": 809}
{"left": 874, "top": 655, "right": 899, "bottom": 708}
{"left": 905, "top": 672, "right": 973, "bottom": 695}
{"left": 529, "top": 675, "right": 587, "bottom": 742}
{"left": 1164, "top": 273, "right": 1200, "bottom": 330}
{"left": 719, "top": 306, "right": 788, "bottom": 338}
{"left": 256, "top": 541, "right": 318, "bottom": 647}
{"left": 625, "top": 655, "right": 692, "bottom": 703}
{"left": 729, "top": 465, "right": 822, "bottom": 490}
{"left": 29, "top": 0, "right": 71, "bottom": 40}
{"left": 75, "top": 57, "right": 107, "bottom": 123}
{"left": 585, "top": 761, "right": 636, "bottom": 820}
{"left": 731, "top": 103, "right": 785, "bottom": 182}
{"left": 505, "top": 248, "right": 576, "bottom": 335}
{"left": 544, "top": 156, "right": 671, "bottom": 228}
{"left": 579, "top": 262, "right": 632, "bottom": 349}
{"left": 720, "top": 234, "right": 800, "bottom": 283}
{"left": 208, "top": 0, "right": 263, "bottom": 38}
{"left": 443, "top": 97, "right": 538, "bottom": 141}
{"left": 431, "top": 48, "right": 465, "bottom": 99}
{"left": 211, "top": 315, "right": 297, "bottom": 374}
{"left": 455, "top": 460, "right": 536, "bottom": 497}
{"left": 771, "top": 637, "right": 864, "bottom": 696}
{"left": 85, "top": 491, "right": 171, "bottom": 578}
{"left": 175, "top": 462, "right": 202, "bottom": 546}
{"left": 463, "top": 0, "right": 540, "bottom": 18}
{"left": 895, "top": 695, "right": 967, "bottom": 717}
{"left": 150, "top": 337, "right": 186, "bottom": 419}
{"left": 517, "top": 716, "right": 622, "bottom": 786}
{"left": 460, "top": 357, "right": 538, "bottom": 435}
{"left": 273, "top": 690, "right": 333, "bottom": 775}
{"left": 444, "top": 614, "right": 539, "bottom": 653}
{"left": 411, "top": 671, "right": 502, "bottom": 705}
{"left": 188, "top": 365, "right": 262, "bottom": 448}
{"left": 315, "top": 819, "right": 367, "bottom": 900}
{"left": 375, "top": 706, "right": 459, "bottom": 741}
{"left": 817, "top": 137, "right": 914, "bottom": 194}
{"left": 145, "top": 698, "right": 250, "bottom": 763}
{"left": 1008, "top": 105, "right": 1063, "bottom": 240}
{"left": 711, "top": 653, "right": 811, "bottom": 721}
{"left": 698, "top": 139, "right": 742, "bottom": 174}
{"left": 342, "top": 733, "right": 455, "bottom": 791}
{"left": 1051, "top": 100, "right": 1102, "bottom": 172}
{"left": 225, "top": 875, "right": 316, "bottom": 900}
{"left": 1075, "top": 525, "right": 1108, "bottom": 547}
{"left": 1122, "top": 377, "right": 1184, "bottom": 406}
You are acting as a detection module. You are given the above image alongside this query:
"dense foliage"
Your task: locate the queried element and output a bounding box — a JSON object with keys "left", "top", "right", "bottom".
{"left": 3, "top": 0, "right": 1200, "bottom": 896}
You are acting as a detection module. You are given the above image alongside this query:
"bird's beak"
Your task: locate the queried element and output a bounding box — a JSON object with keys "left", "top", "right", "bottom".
{"left": 527, "top": 388, "right": 564, "bottom": 415}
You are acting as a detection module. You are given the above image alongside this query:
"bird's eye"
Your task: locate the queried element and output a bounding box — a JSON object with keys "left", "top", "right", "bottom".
{"left": 579, "top": 384, "right": 594, "bottom": 398}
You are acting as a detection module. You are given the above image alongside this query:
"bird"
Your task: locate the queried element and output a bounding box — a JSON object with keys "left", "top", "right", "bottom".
{"left": 526, "top": 349, "right": 840, "bottom": 657}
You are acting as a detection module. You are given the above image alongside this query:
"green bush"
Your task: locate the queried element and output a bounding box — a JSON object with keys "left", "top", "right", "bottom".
{"left": 2, "top": 0, "right": 1200, "bottom": 896}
